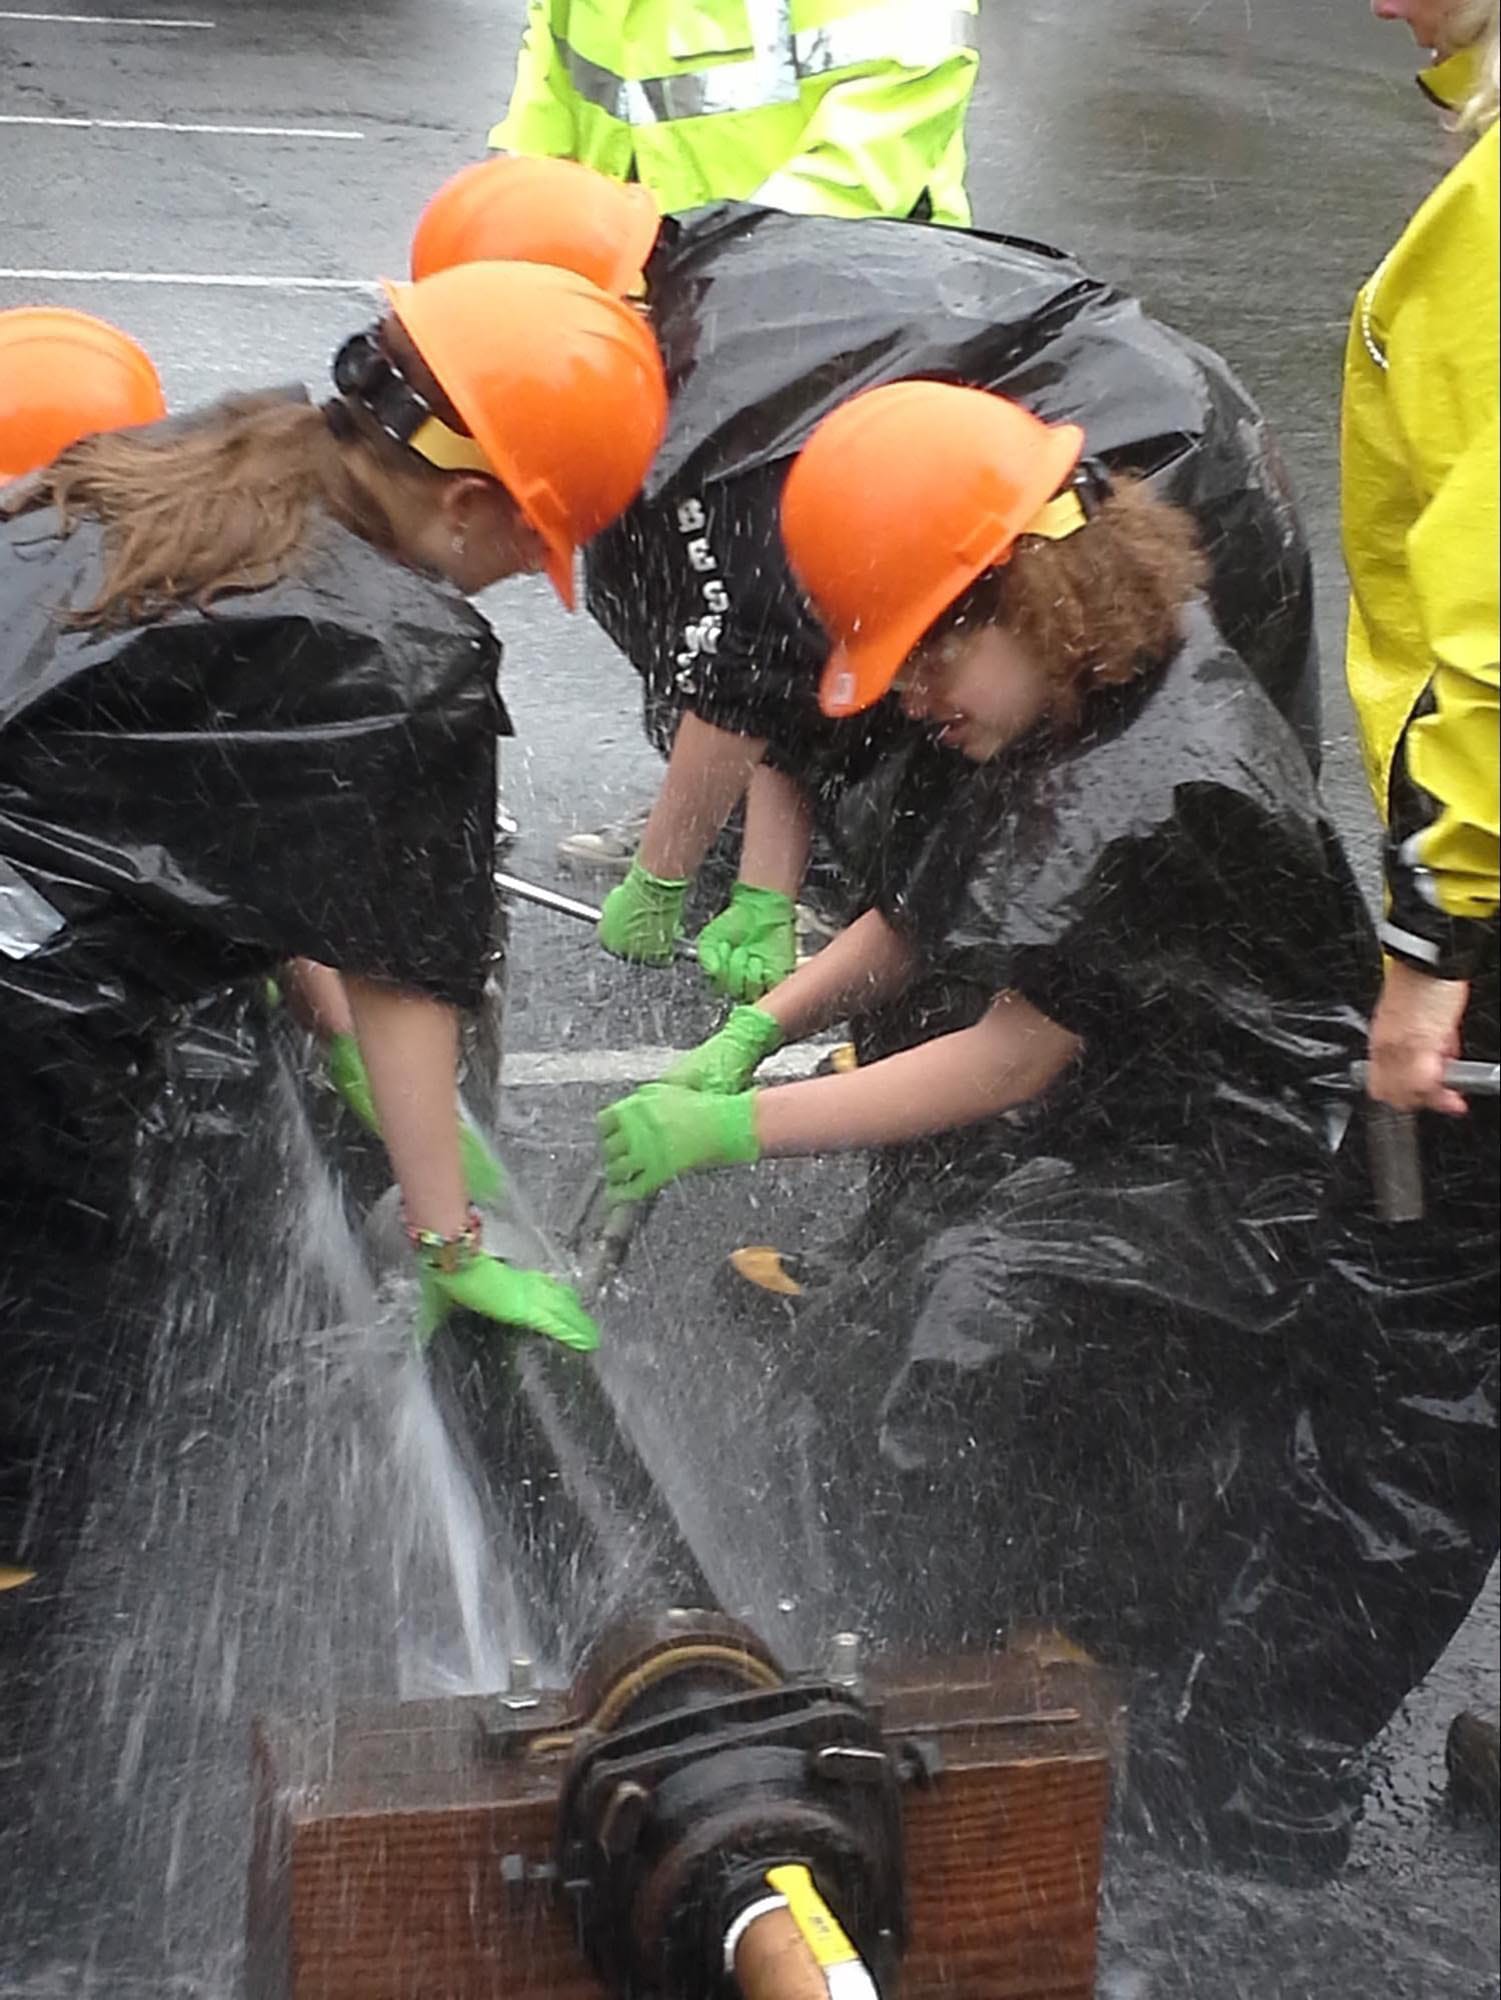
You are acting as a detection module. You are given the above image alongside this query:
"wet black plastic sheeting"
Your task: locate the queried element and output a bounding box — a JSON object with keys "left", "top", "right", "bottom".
{"left": 0, "top": 505, "right": 503, "bottom": 1189}
{"left": 0, "top": 495, "right": 504, "bottom": 1571}
{"left": 585, "top": 205, "right": 1321, "bottom": 779}
{"left": 576, "top": 210, "right": 1494, "bottom": 1881}
{"left": 679, "top": 624, "right": 1495, "bottom": 1882}
{"left": 0, "top": 473, "right": 711, "bottom": 1983}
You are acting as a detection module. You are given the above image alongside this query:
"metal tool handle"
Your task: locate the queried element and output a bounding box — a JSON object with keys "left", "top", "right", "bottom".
{"left": 494, "top": 869, "right": 698, "bottom": 965}
{"left": 1353, "top": 1061, "right": 1499, "bottom": 1224}
{"left": 563, "top": 1159, "right": 657, "bottom": 1307}
{"left": 1351, "top": 1060, "right": 1500, "bottom": 1098}
{"left": 578, "top": 1191, "right": 656, "bottom": 1308}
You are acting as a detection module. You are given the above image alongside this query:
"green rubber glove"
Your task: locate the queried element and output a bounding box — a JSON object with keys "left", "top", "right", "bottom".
{"left": 415, "top": 1245, "right": 600, "bottom": 1353}
{"left": 662, "top": 1005, "right": 786, "bottom": 1095}
{"left": 597, "top": 859, "right": 689, "bottom": 966}
{"left": 597, "top": 1084, "right": 760, "bottom": 1205}
{"left": 696, "top": 883, "right": 798, "bottom": 1001}
{"left": 326, "top": 1032, "right": 505, "bottom": 1206}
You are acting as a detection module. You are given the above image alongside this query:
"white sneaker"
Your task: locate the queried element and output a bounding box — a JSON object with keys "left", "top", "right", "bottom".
{"left": 556, "top": 804, "right": 651, "bottom": 877}
{"left": 794, "top": 900, "right": 840, "bottom": 950}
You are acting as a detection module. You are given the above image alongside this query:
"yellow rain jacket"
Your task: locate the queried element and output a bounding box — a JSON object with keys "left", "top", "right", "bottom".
{"left": 1342, "top": 54, "right": 1499, "bottom": 978}
{"left": 490, "top": 0, "right": 979, "bottom": 224}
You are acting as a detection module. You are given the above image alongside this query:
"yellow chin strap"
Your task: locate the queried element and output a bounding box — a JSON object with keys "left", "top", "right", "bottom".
{"left": 408, "top": 412, "right": 494, "bottom": 478}
{"left": 1020, "top": 487, "right": 1091, "bottom": 542}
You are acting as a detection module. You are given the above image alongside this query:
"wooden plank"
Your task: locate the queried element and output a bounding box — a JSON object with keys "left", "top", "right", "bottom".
{"left": 284, "top": 1802, "right": 597, "bottom": 2000}
{"left": 248, "top": 1655, "right": 1119, "bottom": 2000}
{"left": 904, "top": 1759, "right": 1111, "bottom": 1998}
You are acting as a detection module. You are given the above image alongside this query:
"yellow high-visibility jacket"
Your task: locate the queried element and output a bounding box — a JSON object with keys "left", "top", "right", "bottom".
{"left": 490, "top": 1, "right": 979, "bottom": 224}
{"left": 1342, "top": 59, "right": 1499, "bottom": 980}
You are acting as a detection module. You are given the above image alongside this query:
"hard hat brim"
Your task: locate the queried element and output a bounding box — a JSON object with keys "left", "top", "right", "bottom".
{"left": 818, "top": 598, "right": 951, "bottom": 719}
{"left": 382, "top": 274, "right": 581, "bottom": 610}
{"left": 544, "top": 541, "right": 577, "bottom": 611}
{"left": 815, "top": 421, "right": 1086, "bottom": 718}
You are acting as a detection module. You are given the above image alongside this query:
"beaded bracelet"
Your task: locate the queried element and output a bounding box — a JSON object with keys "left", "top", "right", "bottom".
{"left": 405, "top": 1205, "right": 483, "bottom": 1274}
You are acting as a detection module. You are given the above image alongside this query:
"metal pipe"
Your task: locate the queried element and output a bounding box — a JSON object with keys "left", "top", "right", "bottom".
{"left": 1350, "top": 1060, "right": 1500, "bottom": 1098}
{"left": 423, "top": 1327, "right": 714, "bottom": 1665}
{"left": 1352, "top": 1061, "right": 1499, "bottom": 1225}
{"left": 563, "top": 1111, "right": 659, "bottom": 1307}
{"left": 577, "top": 1192, "right": 655, "bottom": 1307}
{"left": 494, "top": 869, "right": 697, "bottom": 964}
{"left": 494, "top": 869, "right": 617, "bottom": 931}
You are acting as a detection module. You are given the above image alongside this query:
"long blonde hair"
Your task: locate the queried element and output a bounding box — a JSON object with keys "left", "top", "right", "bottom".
{"left": 0, "top": 322, "right": 463, "bottom": 627}
{"left": 1452, "top": 0, "right": 1501, "bottom": 130}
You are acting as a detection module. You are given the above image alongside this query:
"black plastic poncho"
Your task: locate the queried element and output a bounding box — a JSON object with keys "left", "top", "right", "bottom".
{"left": 0, "top": 504, "right": 504, "bottom": 1573}
{"left": 584, "top": 205, "right": 1319, "bottom": 782}
{"left": 0, "top": 507, "right": 504, "bottom": 1215}
{"left": 795, "top": 610, "right": 1377, "bottom": 1616}
{"left": 650, "top": 621, "right": 1496, "bottom": 1874}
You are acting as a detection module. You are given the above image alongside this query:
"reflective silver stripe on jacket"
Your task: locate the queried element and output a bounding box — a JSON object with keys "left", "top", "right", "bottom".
{"left": 796, "top": 3, "right": 978, "bottom": 77}
{"left": 561, "top": 3, "right": 977, "bottom": 126}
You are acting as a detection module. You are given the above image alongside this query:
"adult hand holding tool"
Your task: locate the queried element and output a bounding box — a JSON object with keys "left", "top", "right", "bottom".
{"left": 1357, "top": 1055, "right": 1501, "bottom": 1223}
{"left": 1364, "top": 962, "right": 1476, "bottom": 1116}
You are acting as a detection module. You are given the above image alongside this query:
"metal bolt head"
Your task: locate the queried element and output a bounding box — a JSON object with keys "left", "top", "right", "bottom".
{"left": 502, "top": 1656, "right": 541, "bottom": 1710}
{"left": 828, "top": 1631, "right": 863, "bottom": 1689}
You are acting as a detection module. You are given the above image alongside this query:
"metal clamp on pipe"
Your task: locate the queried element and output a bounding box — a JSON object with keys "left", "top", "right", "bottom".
{"left": 556, "top": 1613, "right": 905, "bottom": 2000}
{"left": 1354, "top": 1060, "right": 1500, "bottom": 1224}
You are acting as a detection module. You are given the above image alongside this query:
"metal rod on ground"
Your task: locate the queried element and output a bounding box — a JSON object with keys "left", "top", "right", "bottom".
{"left": 1353, "top": 1060, "right": 1500, "bottom": 1225}
{"left": 494, "top": 869, "right": 698, "bottom": 964}
{"left": 492, "top": 869, "right": 696, "bottom": 1294}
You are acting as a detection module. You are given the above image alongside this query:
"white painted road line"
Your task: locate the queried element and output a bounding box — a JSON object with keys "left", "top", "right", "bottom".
{"left": 0, "top": 114, "right": 363, "bottom": 138}
{"left": 0, "top": 10, "right": 215, "bottom": 24}
{"left": 0, "top": 265, "right": 377, "bottom": 292}
{"left": 501, "top": 1046, "right": 837, "bottom": 1089}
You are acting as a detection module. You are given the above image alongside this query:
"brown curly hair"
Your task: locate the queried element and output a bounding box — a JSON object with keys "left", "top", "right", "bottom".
{"left": 931, "top": 475, "right": 1209, "bottom": 725}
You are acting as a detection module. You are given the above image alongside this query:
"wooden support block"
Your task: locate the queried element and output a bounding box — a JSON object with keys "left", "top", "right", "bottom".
{"left": 247, "top": 1652, "right": 1120, "bottom": 2000}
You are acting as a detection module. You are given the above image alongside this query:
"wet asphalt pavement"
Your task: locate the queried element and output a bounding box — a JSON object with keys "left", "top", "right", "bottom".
{"left": 1, "top": 2, "right": 1498, "bottom": 1995}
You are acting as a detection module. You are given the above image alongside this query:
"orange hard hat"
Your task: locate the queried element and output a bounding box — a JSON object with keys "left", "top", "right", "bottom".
{"left": 779, "top": 382, "right": 1086, "bottom": 719}
{"left": 383, "top": 260, "right": 668, "bottom": 608}
{"left": 0, "top": 306, "right": 166, "bottom": 481}
{"left": 410, "top": 155, "right": 662, "bottom": 297}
